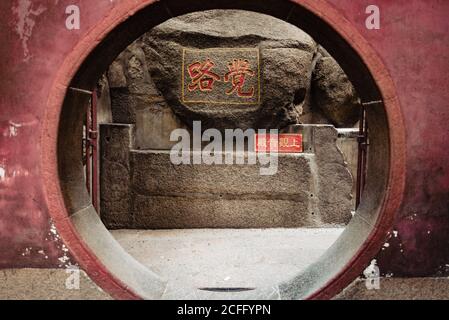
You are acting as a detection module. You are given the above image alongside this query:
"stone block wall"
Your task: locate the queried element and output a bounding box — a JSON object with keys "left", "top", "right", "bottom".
{"left": 100, "top": 124, "right": 353, "bottom": 229}
{"left": 97, "top": 10, "right": 359, "bottom": 229}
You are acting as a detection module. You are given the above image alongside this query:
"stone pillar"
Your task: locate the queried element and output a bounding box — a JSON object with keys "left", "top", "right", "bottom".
{"left": 100, "top": 124, "right": 134, "bottom": 228}
{"left": 312, "top": 125, "right": 354, "bottom": 225}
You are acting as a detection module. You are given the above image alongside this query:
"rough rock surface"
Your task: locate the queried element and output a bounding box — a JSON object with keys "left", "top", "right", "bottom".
{"left": 96, "top": 74, "right": 113, "bottom": 124}
{"left": 142, "top": 10, "right": 319, "bottom": 131}
{"left": 312, "top": 55, "right": 361, "bottom": 127}
{"left": 107, "top": 42, "right": 166, "bottom": 124}
{"left": 106, "top": 42, "right": 185, "bottom": 149}
{"left": 99, "top": 124, "right": 134, "bottom": 227}
{"left": 105, "top": 10, "right": 362, "bottom": 146}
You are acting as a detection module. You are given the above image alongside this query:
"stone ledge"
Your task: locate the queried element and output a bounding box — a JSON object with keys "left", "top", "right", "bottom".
{"left": 133, "top": 196, "right": 315, "bottom": 229}
{"left": 0, "top": 268, "right": 111, "bottom": 300}
{"left": 100, "top": 124, "right": 353, "bottom": 228}
{"left": 335, "top": 277, "right": 449, "bottom": 300}
{"left": 2, "top": 269, "right": 449, "bottom": 300}
{"left": 131, "top": 150, "right": 313, "bottom": 196}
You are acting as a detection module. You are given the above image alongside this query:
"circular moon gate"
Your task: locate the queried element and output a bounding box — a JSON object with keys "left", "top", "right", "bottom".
{"left": 41, "top": 0, "right": 406, "bottom": 299}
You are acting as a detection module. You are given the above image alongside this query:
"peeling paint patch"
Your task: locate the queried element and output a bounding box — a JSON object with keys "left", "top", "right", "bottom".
{"left": 2, "top": 121, "right": 21, "bottom": 138}
{"left": 21, "top": 247, "right": 32, "bottom": 256}
{"left": 0, "top": 165, "right": 30, "bottom": 186}
{"left": 2, "top": 120, "right": 38, "bottom": 139}
{"left": 12, "top": 0, "right": 47, "bottom": 62}
{"left": 9, "top": 125, "right": 17, "bottom": 137}
{"left": 363, "top": 259, "right": 379, "bottom": 279}
{"left": 47, "top": 219, "right": 76, "bottom": 268}
{"left": 38, "top": 249, "right": 49, "bottom": 259}
{"left": 0, "top": 166, "right": 5, "bottom": 181}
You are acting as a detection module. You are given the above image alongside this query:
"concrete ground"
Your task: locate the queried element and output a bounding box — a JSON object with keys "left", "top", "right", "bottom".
{"left": 3, "top": 267, "right": 449, "bottom": 299}
{"left": 4, "top": 228, "right": 449, "bottom": 300}
{"left": 111, "top": 228, "right": 343, "bottom": 289}
{"left": 0, "top": 268, "right": 111, "bottom": 300}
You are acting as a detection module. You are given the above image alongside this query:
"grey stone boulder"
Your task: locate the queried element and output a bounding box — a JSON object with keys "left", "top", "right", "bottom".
{"left": 141, "top": 9, "right": 319, "bottom": 131}
{"left": 103, "top": 8, "right": 363, "bottom": 158}
{"left": 312, "top": 55, "right": 361, "bottom": 127}
{"left": 108, "top": 42, "right": 166, "bottom": 124}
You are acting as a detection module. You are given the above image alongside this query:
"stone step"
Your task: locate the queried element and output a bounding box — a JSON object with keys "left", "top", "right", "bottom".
{"left": 100, "top": 124, "right": 353, "bottom": 229}
{"left": 131, "top": 150, "right": 312, "bottom": 196}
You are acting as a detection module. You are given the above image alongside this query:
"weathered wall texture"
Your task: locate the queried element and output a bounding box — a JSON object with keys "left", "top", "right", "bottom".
{"left": 0, "top": 0, "right": 448, "bottom": 297}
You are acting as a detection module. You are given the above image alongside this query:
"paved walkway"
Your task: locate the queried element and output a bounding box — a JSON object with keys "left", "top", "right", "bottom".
{"left": 112, "top": 228, "right": 343, "bottom": 289}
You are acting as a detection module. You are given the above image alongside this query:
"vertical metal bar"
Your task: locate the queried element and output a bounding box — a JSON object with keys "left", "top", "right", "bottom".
{"left": 355, "top": 105, "right": 366, "bottom": 209}
{"left": 361, "top": 118, "right": 368, "bottom": 198}
{"left": 91, "top": 89, "right": 99, "bottom": 212}
{"left": 85, "top": 100, "right": 91, "bottom": 194}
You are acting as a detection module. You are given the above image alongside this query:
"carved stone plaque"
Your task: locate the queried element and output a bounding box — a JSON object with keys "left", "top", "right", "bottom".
{"left": 182, "top": 48, "right": 260, "bottom": 105}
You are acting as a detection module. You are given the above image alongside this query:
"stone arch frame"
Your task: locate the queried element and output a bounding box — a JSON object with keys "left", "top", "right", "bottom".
{"left": 41, "top": 0, "right": 406, "bottom": 299}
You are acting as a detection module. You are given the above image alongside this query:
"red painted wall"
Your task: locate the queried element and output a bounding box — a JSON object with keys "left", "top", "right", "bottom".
{"left": 0, "top": 0, "right": 448, "bottom": 277}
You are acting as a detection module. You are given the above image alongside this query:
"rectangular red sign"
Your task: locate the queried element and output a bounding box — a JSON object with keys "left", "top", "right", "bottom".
{"left": 255, "top": 133, "right": 303, "bottom": 153}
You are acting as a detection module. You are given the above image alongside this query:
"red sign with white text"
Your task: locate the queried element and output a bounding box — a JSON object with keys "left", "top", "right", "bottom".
{"left": 255, "top": 134, "right": 303, "bottom": 153}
